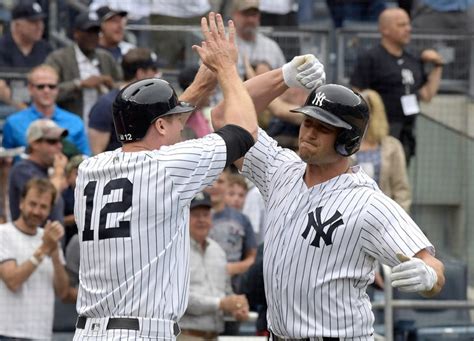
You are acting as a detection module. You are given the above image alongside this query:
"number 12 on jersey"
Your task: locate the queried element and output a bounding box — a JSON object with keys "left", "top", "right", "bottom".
{"left": 82, "top": 178, "right": 133, "bottom": 241}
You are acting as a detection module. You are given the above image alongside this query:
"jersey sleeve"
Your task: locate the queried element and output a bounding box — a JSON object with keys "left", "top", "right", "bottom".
{"left": 241, "top": 128, "right": 299, "bottom": 203}
{"left": 158, "top": 133, "right": 227, "bottom": 200}
{"left": 360, "top": 192, "right": 434, "bottom": 267}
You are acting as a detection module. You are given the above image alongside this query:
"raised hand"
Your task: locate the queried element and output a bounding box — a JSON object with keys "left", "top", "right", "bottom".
{"left": 282, "top": 54, "right": 326, "bottom": 92}
{"left": 192, "top": 12, "right": 238, "bottom": 73}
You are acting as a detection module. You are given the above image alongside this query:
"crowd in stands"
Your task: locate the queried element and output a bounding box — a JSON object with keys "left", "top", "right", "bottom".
{"left": 0, "top": 0, "right": 473, "bottom": 339}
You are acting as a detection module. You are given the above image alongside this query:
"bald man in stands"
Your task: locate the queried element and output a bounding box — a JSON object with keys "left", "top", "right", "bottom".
{"left": 350, "top": 8, "right": 443, "bottom": 164}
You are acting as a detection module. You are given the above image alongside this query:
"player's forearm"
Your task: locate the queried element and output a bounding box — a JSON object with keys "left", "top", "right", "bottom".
{"left": 419, "top": 256, "right": 445, "bottom": 297}
{"left": 217, "top": 66, "right": 258, "bottom": 140}
{"left": 268, "top": 97, "right": 305, "bottom": 125}
{"left": 211, "top": 68, "right": 287, "bottom": 131}
{"left": 419, "top": 66, "right": 442, "bottom": 102}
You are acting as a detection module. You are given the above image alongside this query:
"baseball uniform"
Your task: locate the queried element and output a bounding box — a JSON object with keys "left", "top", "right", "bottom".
{"left": 73, "top": 128, "right": 251, "bottom": 340}
{"left": 241, "top": 129, "right": 434, "bottom": 340}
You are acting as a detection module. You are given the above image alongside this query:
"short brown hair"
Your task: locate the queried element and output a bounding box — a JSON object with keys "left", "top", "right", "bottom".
{"left": 21, "top": 178, "right": 57, "bottom": 206}
{"left": 227, "top": 173, "right": 248, "bottom": 192}
{"left": 122, "top": 48, "right": 158, "bottom": 81}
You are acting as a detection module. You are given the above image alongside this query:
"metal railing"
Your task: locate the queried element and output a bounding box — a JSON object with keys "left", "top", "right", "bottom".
{"left": 373, "top": 265, "right": 474, "bottom": 341}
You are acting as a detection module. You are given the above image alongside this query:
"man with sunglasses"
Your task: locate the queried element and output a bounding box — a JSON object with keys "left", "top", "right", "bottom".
{"left": 8, "top": 119, "right": 69, "bottom": 224}
{"left": 2, "top": 64, "right": 91, "bottom": 157}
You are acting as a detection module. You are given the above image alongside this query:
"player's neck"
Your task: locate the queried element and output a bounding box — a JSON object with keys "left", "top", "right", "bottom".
{"left": 304, "top": 159, "right": 351, "bottom": 188}
{"left": 122, "top": 141, "right": 160, "bottom": 152}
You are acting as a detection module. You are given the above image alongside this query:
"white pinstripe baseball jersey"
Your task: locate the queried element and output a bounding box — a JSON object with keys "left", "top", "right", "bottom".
{"left": 241, "top": 129, "right": 434, "bottom": 340}
{"left": 73, "top": 134, "right": 227, "bottom": 340}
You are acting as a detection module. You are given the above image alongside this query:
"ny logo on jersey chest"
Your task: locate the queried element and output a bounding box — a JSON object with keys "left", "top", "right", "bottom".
{"left": 302, "top": 207, "right": 344, "bottom": 247}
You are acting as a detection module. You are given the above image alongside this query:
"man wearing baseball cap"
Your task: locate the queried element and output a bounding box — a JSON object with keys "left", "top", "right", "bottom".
{"left": 96, "top": 6, "right": 135, "bottom": 62}
{"left": 231, "top": 0, "right": 286, "bottom": 76}
{"left": 179, "top": 192, "right": 249, "bottom": 341}
{"left": 45, "top": 12, "right": 122, "bottom": 120}
{"left": 8, "top": 119, "right": 68, "bottom": 223}
{"left": 0, "top": 2, "right": 53, "bottom": 109}
{"left": 0, "top": 1, "right": 52, "bottom": 69}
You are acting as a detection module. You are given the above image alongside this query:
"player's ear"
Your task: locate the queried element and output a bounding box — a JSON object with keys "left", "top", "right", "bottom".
{"left": 153, "top": 118, "right": 167, "bottom": 136}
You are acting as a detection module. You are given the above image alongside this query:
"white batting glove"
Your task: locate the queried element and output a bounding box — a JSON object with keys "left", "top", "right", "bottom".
{"left": 282, "top": 54, "right": 326, "bottom": 92}
{"left": 390, "top": 253, "right": 437, "bottom": 293}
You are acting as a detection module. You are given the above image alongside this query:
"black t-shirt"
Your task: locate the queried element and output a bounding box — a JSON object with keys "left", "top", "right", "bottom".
{"left": 350, "top": 44, "right": 427, "bottom": 123}
{"left": 0, "top": 32, "right": 52, "bottom": 69}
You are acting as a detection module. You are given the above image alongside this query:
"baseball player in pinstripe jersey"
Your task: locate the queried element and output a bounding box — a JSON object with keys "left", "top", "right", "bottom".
{"left": 212, "top": 65, "right": 445, "bottom": 339}
{"left": 73, "top": 13, "right": 259, "bottom": 340}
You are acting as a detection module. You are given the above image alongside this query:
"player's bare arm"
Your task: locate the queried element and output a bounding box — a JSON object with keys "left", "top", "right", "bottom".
{"left": 193, "top": 12, "right": 257, "bottom": 141}
{"left": 211, "top": 55, "right": 326, "bottom": 131}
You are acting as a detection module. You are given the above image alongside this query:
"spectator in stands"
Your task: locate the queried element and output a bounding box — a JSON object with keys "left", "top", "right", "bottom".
{"left": 350, "top": 7, "right": 443, "bottom": 164}
{"left": 0, "top": 178, "right": 70, "bottom": 340}
{"left": 225, "top": 173, "right": 248, "bottom": 211}
{"left": 355, "top": 89, "right": 412, "bottom": 212}
{"left": 62, "top": 155, "right": 85, "bottom": 248}
{"left": 206, "top": 169, "right": 257, "bottom": 335}
{"left": 178, "top": 65, "right": 214, "bottom": 139}
{"left": 232, "top": 0, "right": 286, "bottom": 77}
{"left": 411, "top": 0, "right": 474, "bottom": 32}
{"left": 96, "top": 6, "right": 135, "bottom": 62}
{"left": 8, "top": 119, "right": 68, "bottom": 223}
{"left": 240, "top": 243, "right": 267, "bottom": 336}
{"left": 206, "top": 169, "right": 257, "bottom": 291}
{"left": 2, "top": 64, "right": 91, "bottom": 157}
{"left": 326, "top": 0, "right": 387, "bottom": 28}
{"left": 149, "top": 0, "right": 210, "bottom": 67}
{"left": 88, "top": 47, "right": 159, "bottom": 154}
{"left": 179, "top": 192, "right": 249, "bottom": 341}
{"left": 0, "top": 1, "right": 52, "bottom": 109}
{"left": 89, "top": 0, "right": 152, "bottom": 47}
{"left": 45, "top": 12, "right": 122, "bottom": 122}
{"left": 0, "top": 2, "right": 52, "bottom": 69}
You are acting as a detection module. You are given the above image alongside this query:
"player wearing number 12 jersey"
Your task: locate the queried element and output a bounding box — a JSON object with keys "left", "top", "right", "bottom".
{"left": 73, "top": 13, "right": 257, "bottom": 340}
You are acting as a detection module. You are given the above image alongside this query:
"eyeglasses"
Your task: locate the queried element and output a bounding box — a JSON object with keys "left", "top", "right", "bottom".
{"left": 40, "top": 138, "right": 62, "bottom": 145}
{"left": 32, "top": 83, "right": 58, "bottom": 90}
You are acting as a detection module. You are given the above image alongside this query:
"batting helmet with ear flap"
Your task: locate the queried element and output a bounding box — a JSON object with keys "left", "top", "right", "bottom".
{"left": 290, "top": 84, "right": 369, "bottom": 156}
{"left": 113, "top": 78, "right": 195, "bottom": 143}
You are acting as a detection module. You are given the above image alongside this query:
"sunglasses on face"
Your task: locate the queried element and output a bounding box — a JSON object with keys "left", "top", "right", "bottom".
{"left": 39, "top": 138, "right": 62, "bottom": 145}
{"left": 32, "top": 83, "right": 58, "bottom": 90}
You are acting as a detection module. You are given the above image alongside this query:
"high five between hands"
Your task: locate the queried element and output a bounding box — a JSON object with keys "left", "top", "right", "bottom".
{"left": 193, "top": 12, "right": 326, "bottom": 92}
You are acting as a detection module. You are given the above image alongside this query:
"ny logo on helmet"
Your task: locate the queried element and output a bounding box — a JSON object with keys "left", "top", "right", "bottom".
{"left": 312, "top": 92, "right": 326, "bottom": 107}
